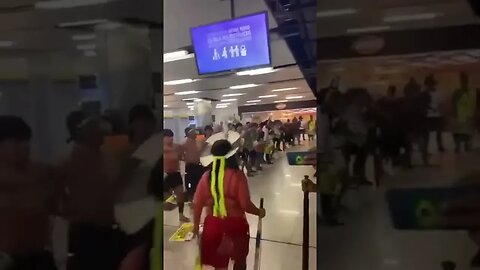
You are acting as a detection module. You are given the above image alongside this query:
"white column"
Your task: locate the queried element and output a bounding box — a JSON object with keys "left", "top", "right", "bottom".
{"left": 212, "top": 104, "right": 239, "bottom": 125}
{"left": 96, "top": 24, "right": 153, "bottom": 115}
{"left": 28, "top": 54, "right": 54, "bottom": 162}
{"left": 194, "top": 100, "right": 213, "bottom": 129}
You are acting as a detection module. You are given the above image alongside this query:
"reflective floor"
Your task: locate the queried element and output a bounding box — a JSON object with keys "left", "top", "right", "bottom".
{"left": 319, "top": 133, "right": 479, "bottom": 270}
{"left": 163, "top": 141, "right": 317, "bottom": 270}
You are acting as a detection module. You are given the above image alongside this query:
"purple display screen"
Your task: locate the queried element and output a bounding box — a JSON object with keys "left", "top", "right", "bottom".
{"left": 190, "top": 12, "right": 271, "bottom": 75}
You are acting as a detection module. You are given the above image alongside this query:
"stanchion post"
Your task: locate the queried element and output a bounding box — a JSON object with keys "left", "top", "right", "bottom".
{"left": 254, "top": 198, "right": 264, "bottom": 270}
{"left": 302, "top": 175, "right": 310, "bottom": 270}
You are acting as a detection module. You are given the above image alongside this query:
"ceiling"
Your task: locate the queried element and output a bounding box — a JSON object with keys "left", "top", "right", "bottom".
{"left": 0, "top": 0, "right": 161, "bottom": 52}
{"left": 0, "top": 0, "right": 475, "bottom": 109}
{"left": 163, "top": 0, "right": 316, "bottom": 111}
{"left": 315, "top": 0, "right": 478, "bottom": 38}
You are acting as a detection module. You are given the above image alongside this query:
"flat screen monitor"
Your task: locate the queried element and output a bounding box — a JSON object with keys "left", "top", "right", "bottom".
{"left": 190, "top": 12, "right": 271, "bottom": 75}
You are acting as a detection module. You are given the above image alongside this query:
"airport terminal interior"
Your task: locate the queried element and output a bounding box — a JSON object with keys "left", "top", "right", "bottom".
{"left": 163, "top": 1, "right": 317, "bottom": 269}
{"left": 0, "top": 0, "right": 480, "bottom": 270}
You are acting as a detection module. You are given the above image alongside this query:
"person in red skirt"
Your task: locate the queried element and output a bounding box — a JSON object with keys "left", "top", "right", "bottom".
{"left": 193, "top": 132, "right": 265, "bottom": 270}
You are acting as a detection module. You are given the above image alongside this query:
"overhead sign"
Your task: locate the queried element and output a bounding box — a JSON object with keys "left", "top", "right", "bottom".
{"left": 191, "top": 12, "right": 271, "bottom": 75}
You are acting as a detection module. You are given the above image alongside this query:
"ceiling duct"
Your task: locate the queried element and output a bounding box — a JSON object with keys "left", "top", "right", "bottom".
{"left": 199, "top": 97, "right": 220, "bottom": 102}
{"left": 119, "top": 18, "right": 162, "bottom": 29}
{"left": 0, "top": 3, "right": 34, "bottom": 13}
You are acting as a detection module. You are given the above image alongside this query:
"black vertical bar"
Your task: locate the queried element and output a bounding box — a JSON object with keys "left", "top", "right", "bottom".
{"left": 230, "top": 0, "right": 235, "bottom": 18}
{"left": 303, "top": 176, "right": 309, "bottom": 270}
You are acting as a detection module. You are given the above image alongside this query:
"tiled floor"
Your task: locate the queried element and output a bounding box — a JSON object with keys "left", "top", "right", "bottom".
{"left": 163, "top": 141, "right": 317, "bottom": 270}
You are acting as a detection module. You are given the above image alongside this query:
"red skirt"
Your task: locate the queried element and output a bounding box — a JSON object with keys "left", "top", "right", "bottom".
{"left": 201, "top": 215, "right": 250, "bottom": 268}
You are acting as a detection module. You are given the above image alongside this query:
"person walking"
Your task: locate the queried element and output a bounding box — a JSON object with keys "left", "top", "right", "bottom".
{"left": 452, "top": 72, "right": 476, "bottom": 153}
{"left": 424, "top": 74, "right": 445, "bottom": 152}
{"left": 193, "top": 133, "right": 265, "bottom": 270}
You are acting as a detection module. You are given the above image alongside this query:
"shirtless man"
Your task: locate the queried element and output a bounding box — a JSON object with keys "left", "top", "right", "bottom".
{"left": 163, "top": 129, "right": 189, "bottom": 222}
{"left": 56, "top": 111, "right": 127, "bottom": 270}
{"left": 0, "top": 116, "right": 57, "bottom": 270}
{"left": 183, "top": 127, "right": 206, "bottom": 202}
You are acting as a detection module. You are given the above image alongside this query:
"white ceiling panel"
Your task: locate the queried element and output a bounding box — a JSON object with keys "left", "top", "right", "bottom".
{"left": 317, "top": 0, "right": 478, "bottom": 38}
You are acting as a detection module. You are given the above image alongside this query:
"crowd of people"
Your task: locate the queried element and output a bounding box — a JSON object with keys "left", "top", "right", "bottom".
{"left": 304, "top": 72, "right": 480, "bottom": 228}
{"left": 0, "top": 104, "right": 180, "bottom": 270}
{"left": 0, "top": 100, "right": 317, "bottom": 270}
{"left": 317, "top": 72, "right": 478, "bottom": 185}
{"left": 161, "top": 114, "right": 316, "bottom": 270}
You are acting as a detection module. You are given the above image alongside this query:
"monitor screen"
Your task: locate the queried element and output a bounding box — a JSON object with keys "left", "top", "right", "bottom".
{"left": 190, "top": 12, "right": 271, "bottom": 75}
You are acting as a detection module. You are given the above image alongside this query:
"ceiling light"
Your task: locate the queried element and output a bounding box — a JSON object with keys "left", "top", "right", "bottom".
{"left": 36, "top": 0, "right": 118, "bottom": 9}
{"left": 274, "top": 100, "right": 288, "bottom": 103}
{"left": 174, "top": 91, "right": 199, "bottom": 96}
{"left": 384, "top": 13, "right": 438, "bottom": 23}
{"left": 186, "top": 102, "right": 194, "bottom": 106}
{"left": 221, "top": 99, "right": 237, "bottom": 102}
{"left": 317, "top": 8, "right": 357, "bottom": 18}
{"left": 229, "top": 84, "right": 259, "bottom": 90}
{"left": 244, "top": 103, "right": 257, "bottom": 106}
{"left": 163, "top": 104, "right": 168, "bottom": 108}
{"left": 222, "top": 93, "right": 245, "bottom": 97}
{"left": 286, "top": 96, "right": 304, "bottom": 99}
{"left": 164, "top": 79, "right": 198, "bottom": 85}
{"left": 164, "top": 50, "right": 194, "bottom": 63}
{"left": 84, "top": 50, "right": 96, "bottom": 57}
{"left": 247, "top": 100, "right": 261, "bottom": 103}
{"left": 216, "top": 103, "right": 229, "bottom": 108}
{"left": 0, "top": 41, "right": 14, "bottom": 47}
{"left": 76, "top": 44, "right": 96, "bottom": 50}
{"left": 72, "top": 34, "right": 96, "bottom": 41}
{"left": 347, "top": 26, "right": 391, "bottom": 34}
{"left": 58, "top": 19, "right": 109, "bottom": 28}
{"left": 182, "top": 98, "right": 201, "bottom": 101}
{"left": 236, "top": 67, "right": 275, "bottom": 76}
{"left": 258, "top": 95, "right": 277, "bottom": 98}
{"left": 272, "top": 87, "right": 297, "bottom": 92}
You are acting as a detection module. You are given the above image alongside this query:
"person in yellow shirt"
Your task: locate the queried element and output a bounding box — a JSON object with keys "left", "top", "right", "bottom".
{"left": 307, "top": 115, "right": 316, "bottom": 141}
{"left": 452, "top": 72, "right": 476, "bottom": 153}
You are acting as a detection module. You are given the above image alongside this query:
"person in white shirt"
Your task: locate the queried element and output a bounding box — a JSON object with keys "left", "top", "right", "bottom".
{"left": 425, "top": 74, "right": 445, "bottom": 152}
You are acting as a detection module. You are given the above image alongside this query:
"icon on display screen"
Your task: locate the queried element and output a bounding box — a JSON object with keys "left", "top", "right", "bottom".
{"left": 213, "top": 49, "right": 220, "bottom": 60}
{"left": 240, "top": 45, "right": 247, "bottom": 56}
